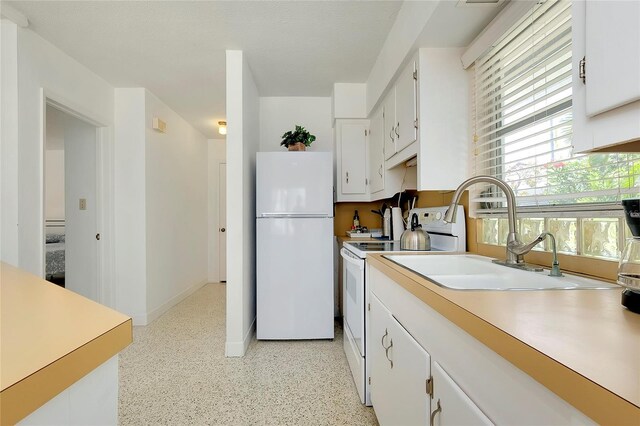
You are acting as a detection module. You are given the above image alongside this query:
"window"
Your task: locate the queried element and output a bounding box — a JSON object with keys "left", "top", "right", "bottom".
{"left": 472, "top": 0, "right": 640, "bottom": 260}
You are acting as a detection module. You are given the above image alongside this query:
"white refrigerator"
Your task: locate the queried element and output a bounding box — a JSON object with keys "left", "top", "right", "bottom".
{"left": 256, "top": 152, "right": 334, "bottom": 340}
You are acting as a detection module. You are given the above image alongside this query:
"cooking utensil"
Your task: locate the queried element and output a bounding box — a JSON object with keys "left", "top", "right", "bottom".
{"left": 400, "top": 213, "right": 431, "bottom": 250}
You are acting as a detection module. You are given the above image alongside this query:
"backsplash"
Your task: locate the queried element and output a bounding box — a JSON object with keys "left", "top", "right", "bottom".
{"left": 335, "top": 191, "right": 617, "bottom": 281}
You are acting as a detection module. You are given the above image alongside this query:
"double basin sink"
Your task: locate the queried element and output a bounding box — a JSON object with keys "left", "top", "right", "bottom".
{"left": 384, "top": 254, "right": 618, "bottom": 291}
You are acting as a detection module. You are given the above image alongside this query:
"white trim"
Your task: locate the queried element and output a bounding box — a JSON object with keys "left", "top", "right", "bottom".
{"left": 461, "top": 0, "right": 536, "bottom": 69}
{"left": 225, "top": 317, "right": 256, "bottom": 357}
{"left": 0, "top": 3, "right": 29, "bottom": 28}
{"left": 143, "top": 280, "right": 209, "bottom": 325}
{"left": 41, "top": 90, "right": 114, "bottom": 309}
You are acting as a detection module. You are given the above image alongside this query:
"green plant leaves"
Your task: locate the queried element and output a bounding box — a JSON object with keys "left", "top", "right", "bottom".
{"left": 280, "top": 124, "right": 316, "bottom": 147}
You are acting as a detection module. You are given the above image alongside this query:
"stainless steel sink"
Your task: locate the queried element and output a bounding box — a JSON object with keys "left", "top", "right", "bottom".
{"left": 383, "top": 254, "right": 619, "bottom": 291}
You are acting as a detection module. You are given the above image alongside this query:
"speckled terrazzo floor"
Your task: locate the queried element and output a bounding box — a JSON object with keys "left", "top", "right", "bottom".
{"left": 119, "top": 283, "right": 378, "bottom": 425}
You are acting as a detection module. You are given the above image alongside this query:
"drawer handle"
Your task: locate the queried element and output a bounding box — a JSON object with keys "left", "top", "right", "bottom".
{"left": 384, "top": 338, "right": 393, "bottom": 368}
{"left": 430, "top": 399, "right": 441, "bottom": 426}
{"left": 381, "top": 328, "right": 388, "bottom": 348}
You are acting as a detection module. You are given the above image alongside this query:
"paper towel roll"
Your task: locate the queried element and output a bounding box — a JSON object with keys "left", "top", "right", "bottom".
{"left": 391, "top": 207, "right": 404, "bottom": 241}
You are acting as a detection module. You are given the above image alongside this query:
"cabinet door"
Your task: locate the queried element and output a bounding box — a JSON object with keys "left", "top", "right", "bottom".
{"left": 383, "top": 90, "right": 396, "bottom": 160}
{"left": 339, "top": 122, "right": 368, "bottom": 195}
{"left": 395, "top": 61, "right": 417, "bottom": 153}
{"left": 371, "top": 295, "right": 430, "bottom": 426}
{"left": 431, "top": 361, "right": 493, "bottom": 426}
{"left": 368, "top": 106, "right": 385, "bottom": 194}
{"left": 585, "top": 1, "right": 640, "bottom": 117}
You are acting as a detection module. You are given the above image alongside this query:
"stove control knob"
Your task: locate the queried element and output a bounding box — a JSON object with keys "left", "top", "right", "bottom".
{"left": 435, "top": 212, "right": 442, "bottom": 220}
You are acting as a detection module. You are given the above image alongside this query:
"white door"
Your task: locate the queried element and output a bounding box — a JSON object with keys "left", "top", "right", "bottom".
{"left": 371, "top": 294, "right": 431, "bottom": 426}
{"left": 395, "top": 61, "right": 417, "bottom": 152}
{"left": 256, "top": 217, "right": 334, "bottom": 339}
{"left": 339, "top": 122, "right": 368, "bottom": 195}
{"left": 383, "top": 90, "right": 397, "bottom": 160}
{"left": 219, "top": 163, "right": 226, "bottom": 282}
{"left": 61, "top": 109, "right": 99, "bottom": 301}
{"left": 585, "top": 1, "right": 640, "bottom": 117}
{"left": 256, "top": 152, "right": 333, "bottom": 216}
{"left": 431, "top": 361, "right": 494, "bottom": 426}
{"left": 368, "top": 106, "right": 385, "bottom": 194}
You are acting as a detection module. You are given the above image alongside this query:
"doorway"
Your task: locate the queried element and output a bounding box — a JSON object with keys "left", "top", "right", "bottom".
{"left": 219, "top": 162, "right": 227, "bottom": 282}
{"left": 43, "top": 103, "right": 100, "bottom": 301}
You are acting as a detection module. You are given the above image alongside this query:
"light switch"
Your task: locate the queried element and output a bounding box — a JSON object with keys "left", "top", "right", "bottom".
{"left": 79, "top": 198, "right": 87, "bottom": 210}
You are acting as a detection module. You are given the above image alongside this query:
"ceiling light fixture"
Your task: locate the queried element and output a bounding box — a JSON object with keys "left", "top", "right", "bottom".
{"left": 218, "top": 121, "right": 227, "bottom": 135}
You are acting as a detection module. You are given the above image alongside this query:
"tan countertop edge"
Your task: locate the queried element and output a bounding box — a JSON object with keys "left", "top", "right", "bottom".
{"left": 367, "top": 254, "right": 640, "bottom": 426}
{"left": 0, "top": 318, "right": 132, "bottom": 425}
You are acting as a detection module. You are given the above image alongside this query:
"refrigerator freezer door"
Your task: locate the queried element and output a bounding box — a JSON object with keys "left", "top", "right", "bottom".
{"left": 256, "top": 152, "right": 333, "bottom": 217}
{"left": 257, "top": 217, "right": 334, "bottom": 339}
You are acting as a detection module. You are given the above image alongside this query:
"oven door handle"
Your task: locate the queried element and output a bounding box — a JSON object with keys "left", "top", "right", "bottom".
{"left": 340, "top": 248, "right": 365, "bottom": 270}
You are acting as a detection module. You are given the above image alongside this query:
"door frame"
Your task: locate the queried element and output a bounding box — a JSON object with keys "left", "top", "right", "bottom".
{"left": 218, "top": 161, "right": 227, "bottom": 282}
{"left": 41, "top": 89, "right": 115, "bottom": 307}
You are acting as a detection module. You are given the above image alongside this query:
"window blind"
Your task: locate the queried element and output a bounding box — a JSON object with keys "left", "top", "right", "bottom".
{"left": 472, "top": 0, "right": 640, "bottom": 215}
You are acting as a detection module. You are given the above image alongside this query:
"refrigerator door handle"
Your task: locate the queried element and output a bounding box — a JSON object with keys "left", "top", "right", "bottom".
{"left": 259, "top": 213, "right": 331, "bottom": 218}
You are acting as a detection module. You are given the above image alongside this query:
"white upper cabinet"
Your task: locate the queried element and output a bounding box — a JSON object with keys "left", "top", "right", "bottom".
{"left": 584, "top": 2, "right": 640, "bottom": 117}
{"left": 395, "top": 61, "right": 418, "bottom": 153}
{"left": 369, "top": 106, "right": 385, "bottom": 194}
{"left": 572, "top": 1, "right": 640, "bottom": 152}
{"left": 416, "top": 48, "right": 469, "bottom": 190}
{"left": 383, "top": 90, "right": 397, "bottom": 161}
{"left": 336, "top": 119, "right": 369, "bottom": 201}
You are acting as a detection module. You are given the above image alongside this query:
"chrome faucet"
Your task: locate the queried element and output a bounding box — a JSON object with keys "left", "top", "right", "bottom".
{"left": 516, "top": 231, "right": 564, "bottom": 277}
{"left": 443, "top": 175, "right": 543, "bottom": 272}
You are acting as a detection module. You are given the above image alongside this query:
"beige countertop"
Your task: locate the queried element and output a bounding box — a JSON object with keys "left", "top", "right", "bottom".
{"left": 368, "top": 253, "right": 640, "bottom": 426}
{"left": 0, "top": 262, "right": 132, "bottom": 425}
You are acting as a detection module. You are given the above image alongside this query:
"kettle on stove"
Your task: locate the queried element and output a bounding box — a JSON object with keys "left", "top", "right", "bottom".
{"left": 400, "top": 213, "right": 431, "bottom": 251}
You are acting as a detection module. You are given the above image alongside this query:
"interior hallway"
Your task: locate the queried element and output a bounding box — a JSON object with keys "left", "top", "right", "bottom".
{"left": 119, "top": 283, "right": 378, "bottom": 425}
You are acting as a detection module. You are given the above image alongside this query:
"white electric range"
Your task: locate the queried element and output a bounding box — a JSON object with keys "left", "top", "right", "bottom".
{"left": 340, "top": 206, "right": 466, "bottom": 406}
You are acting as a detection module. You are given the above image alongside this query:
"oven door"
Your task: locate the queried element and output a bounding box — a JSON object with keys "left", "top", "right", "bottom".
{"left": 341, "top": 248, "right": 366, "bottom": 356}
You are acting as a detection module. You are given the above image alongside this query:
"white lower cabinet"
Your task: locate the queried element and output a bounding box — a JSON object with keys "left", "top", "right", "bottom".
{"left": 431, "top": 361, "right": 493, "bottom": 426}
{"left": 370, "top": 294, "right": 430, "bottom": 426}
{"left": 368, "top": 263, "right": 595, "bottom": 426}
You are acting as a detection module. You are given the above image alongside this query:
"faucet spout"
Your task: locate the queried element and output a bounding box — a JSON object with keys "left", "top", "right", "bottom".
{"left": 444, "top": 175, "right": 522, "bottom": 264}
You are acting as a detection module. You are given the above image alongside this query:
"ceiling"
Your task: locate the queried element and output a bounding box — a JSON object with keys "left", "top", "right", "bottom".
{"left": 8, "top": 1, "right": 504, "bottom": 139}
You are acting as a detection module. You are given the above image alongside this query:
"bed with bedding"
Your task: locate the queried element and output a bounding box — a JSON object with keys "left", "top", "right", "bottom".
{"left": 45, "top": 233, "right": 65, "bottom": 285}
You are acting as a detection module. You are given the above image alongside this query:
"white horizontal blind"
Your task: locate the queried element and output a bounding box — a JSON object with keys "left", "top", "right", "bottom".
{"left": 472, "top": 0, "right": 640, "bottom": 215}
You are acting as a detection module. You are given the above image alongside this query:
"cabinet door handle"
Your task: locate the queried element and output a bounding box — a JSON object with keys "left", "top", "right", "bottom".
{"left": 381, "top": 328, "right": 388, "bottom": 348}
{"left": 346, "top": 171, "right": 349, "bottom": 184}
{"left": 395, "top": 122, "right": 400, "bottom": 138}
{"left": 378, "top": 165, "right": 383, "bottom": 177}
{"left": 430, "top": 399, "right": 441, "bottom": 426}
{"left": 384, "top": 338, "right": 393, "bottom": 368}
{"left": 390, "top": 128, "right": 395, "bottom": 142}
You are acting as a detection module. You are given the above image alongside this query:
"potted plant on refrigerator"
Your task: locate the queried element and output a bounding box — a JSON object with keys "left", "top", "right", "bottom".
{"left": 280, "top": 125, "right": 316, "bottom": 151}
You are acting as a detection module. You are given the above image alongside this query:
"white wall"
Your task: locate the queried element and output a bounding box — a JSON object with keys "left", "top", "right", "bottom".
{"left": 45, "top": 107, "right": 65, "bottom": 221}
{"left": 366, "top": 2, "right": 438, "bottom": 115}
{"left": 114, "top": 88, "right": 147, "bottom": 322}
{"left": 10, "top": 24, "right": 113, "bottom": 276}
{"left": 259, "top": 97, "right": 332, "bottom": 152}
{"left": 226, "top": 50, "right": 260, "bottom": 357}
{"left": 1, "top": 19, "right": 20, "bottom": 266}
{"left": 114, "top": 88, "right": 209, "bottom": 325}
{"left": 208, "top": 139, "right": 226, "bottom": 283}
{"left": 144, "top": 89, "right": 208, "bottom": 322}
